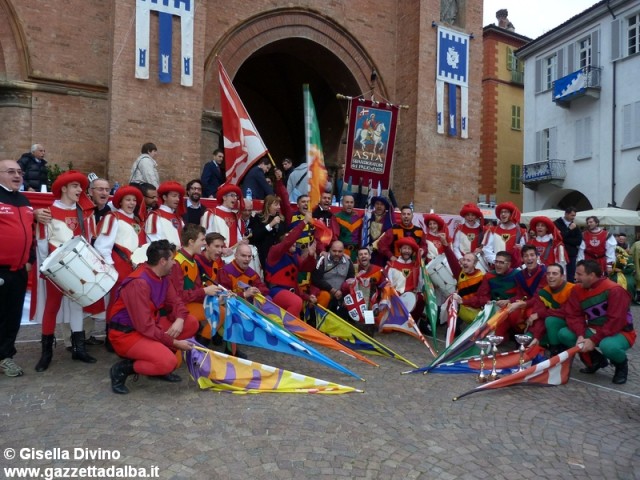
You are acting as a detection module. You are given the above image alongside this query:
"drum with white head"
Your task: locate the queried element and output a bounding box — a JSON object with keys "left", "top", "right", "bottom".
{"left": 426, "top": 254, "right": 457, "bottom": 296}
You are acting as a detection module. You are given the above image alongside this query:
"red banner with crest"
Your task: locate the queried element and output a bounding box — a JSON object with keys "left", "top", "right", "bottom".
{"left": 344, "top": 98, "right": 399, "bottom": 190}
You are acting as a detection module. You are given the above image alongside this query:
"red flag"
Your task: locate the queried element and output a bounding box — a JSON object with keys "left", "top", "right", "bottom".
{"left": 453, "top": 345, "right": 580, "bottom": 401}
{"left": 218, "top": 59, "right": 268, "bottom": 186}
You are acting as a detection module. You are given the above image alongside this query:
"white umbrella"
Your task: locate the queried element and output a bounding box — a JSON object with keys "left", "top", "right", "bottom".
{"left": 520, "top": 209, "right": 565, "bottom": 225}
{"left": 575, "top": 207, "right": 640, "bottom": 226}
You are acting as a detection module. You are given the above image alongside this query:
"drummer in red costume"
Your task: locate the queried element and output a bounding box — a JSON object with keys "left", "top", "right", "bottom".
{"left": 34, "top": 170, "right": 98, "bottom": 372}
{"left": 108, "top": 240, "right": 198, "bottom": 394}
{"left": 265, "top": 211, "right": 318, "bottom": 316}
{"left": 145, "top": 181, "right": 185, "bottom": 247}
{"left": 482, "top": 202, "right": 527, "bottom": 267}
{"left": 423, "top": 213, "right": 449, "bottom": 261}
{"left": 577, "top": 215, "right": 616, "bottom": 276}
{"left": 528, "top": 216, "right": 567, "bottom": 268}
{"left": 378, "top": 205, "right": 426, "bottom": 262}
{"left": 201, "top": 184, "right": 242, "bottom": 248}
{"left": 452, "top": 203, "right": 485, "bottom": 263}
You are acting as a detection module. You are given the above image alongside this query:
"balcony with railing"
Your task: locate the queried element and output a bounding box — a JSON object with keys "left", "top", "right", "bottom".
{"left": 511, "top": 69, "right": 524, "bottom": 85}
{"left": 552, "top": 66, "right": 601, "bottom": 107}
{"left": 522, "top": 160, "right": 566, "bottom": 189}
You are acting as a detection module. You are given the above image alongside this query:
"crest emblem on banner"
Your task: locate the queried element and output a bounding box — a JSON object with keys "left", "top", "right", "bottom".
{"left": 135, "top": 0, "right": 194, "bottom": 86}
{"left": 436, "top": 25, "right": 470, "bottom": 138}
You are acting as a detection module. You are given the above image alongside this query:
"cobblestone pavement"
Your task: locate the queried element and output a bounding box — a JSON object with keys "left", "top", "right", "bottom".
{"left": 1, "top": 307, "right": 639, "bottom": 480}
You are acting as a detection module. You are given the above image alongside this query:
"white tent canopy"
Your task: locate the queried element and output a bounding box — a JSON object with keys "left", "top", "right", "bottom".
{"left": 575, "top": 207, "right": 640, "bottom": 226}
{"left": 520, "top": 209, "right": 565, "bottom": 225}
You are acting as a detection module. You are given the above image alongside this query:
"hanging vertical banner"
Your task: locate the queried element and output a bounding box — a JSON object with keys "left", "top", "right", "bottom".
{"left": 135, "top": 0, "right": 194, "bottom": 87}
{"left": 344, "top": 98, "right": 399, "bottom": 191}
{"left": 436, "top": 25, "right": 470, "bottom": 138}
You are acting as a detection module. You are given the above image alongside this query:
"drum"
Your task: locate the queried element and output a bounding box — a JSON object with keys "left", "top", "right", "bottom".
{"left": 40, "top": 236, "right": 117, "bottom": 307}
{"left": 426, "top": 254, "right": 457, "bottom": 296}
{"left": 131, "top": 243, "right": 150, "bottom": 267}
{"left": 399, "top": 292, "right": 417, "bottom": 313}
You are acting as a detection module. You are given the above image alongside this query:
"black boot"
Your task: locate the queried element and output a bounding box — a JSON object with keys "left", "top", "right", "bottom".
{"left": 579, "top": 350, "right": 608, "bottom": 374}
{"left": 612, "top": 358, "right": 628, "bottom": 385}
{"left": 71, "top": 331, "right": 97, "bottom": 364}
{"left": 110, "top": 359, "right": 135, "bottom": 394}
{"left": 35, "top": 335, "right": 56, "bottom": 372}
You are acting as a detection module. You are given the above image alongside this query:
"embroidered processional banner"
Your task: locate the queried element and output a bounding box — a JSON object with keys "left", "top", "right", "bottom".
{"left": 344, "top": 98, "right": 399, "bottom": 190}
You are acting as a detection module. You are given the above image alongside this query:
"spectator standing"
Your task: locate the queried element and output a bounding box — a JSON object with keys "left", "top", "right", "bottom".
{"left": 129, "top": 142, "right": 159, "bottom": 187}
{"left": 201, "top": 149, "right": 225, "bottom": 198}
{"left": 241, "top": 157, "right": 273, "bottom": 200}
{"left": 18, "top": 144, "right": 48, "bottom": 191}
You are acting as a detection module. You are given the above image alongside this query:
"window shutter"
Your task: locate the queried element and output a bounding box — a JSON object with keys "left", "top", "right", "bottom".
{"left": 591, "top": 30, "right": 599, "bottom": 67}
{"left": 535, "top": 59, "right": 542, "bottom": 92}
{"left": 585, "top": 116, "right": 592, "bottom": 156}
{"left": 623, "top": 104, "right": 632, "bottom": 147}
{"left": 611, "top": 19, "right": 621, "bottom": 60}
{"left": 549, "top": 127, "right": 558, "bottom": 160}
{"left": 506, "top": 47, "right": 513, "bottom": 70}
{"left": 567, "top": 44, "right": 574, "bottom": 73}
{"left": 557, "top": 49, "right": 564, "bottom": 78}
{"left": 575, "top": 119, "right": 583, "bottom": 157}
{"left": 535, "top": 131, "right": 542, "bottom": 161}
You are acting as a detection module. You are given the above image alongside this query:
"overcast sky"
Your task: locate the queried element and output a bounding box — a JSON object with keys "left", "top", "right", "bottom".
{"left": 483, "top": 0, "right": 599, "bottom": 39}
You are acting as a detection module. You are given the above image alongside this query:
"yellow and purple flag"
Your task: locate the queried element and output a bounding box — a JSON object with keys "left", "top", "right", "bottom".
{"left": 303, "top": 84, "right": 328, "bottom": 210}
{"left": 185, "top": 345, "right": 362, "bottom": 394}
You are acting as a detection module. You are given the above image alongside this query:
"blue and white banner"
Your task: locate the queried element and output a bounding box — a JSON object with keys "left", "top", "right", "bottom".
{"left": 135, "top": 0, "right": 194, "bottom": 87}
{"left": 553, "top": 69, "right": 586, "bottom": 102}
{"left": 436, "top": 26, "right": 470, "bottom": 138}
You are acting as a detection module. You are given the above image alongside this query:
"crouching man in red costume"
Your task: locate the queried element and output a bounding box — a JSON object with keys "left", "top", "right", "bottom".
{"left": 108, "top": 240, "right": 198, "bottom": 394}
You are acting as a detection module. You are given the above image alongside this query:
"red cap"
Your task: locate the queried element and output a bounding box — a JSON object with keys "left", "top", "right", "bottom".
{"left": 495, "top": 202, "right": 521, "bottom": 224}
{"left": 423, "top": 213, "right": 445, "bottom": 231}
{"left": 51, "top": 170, "right": 89, "bottom": 199}
{"left": 113, "top": 186, "right": 143, "bottom": 210}
{"left": 459, "top": 203, "right": 483, "bottom": 220}
{"left": 397, "top": 236, "right": 419, "bottom": 252}
{"left": 157, "top": 181, "right": 186, "bottom": 217}
{"left": 216, "top": 184, "right": 242, "bottom": 205}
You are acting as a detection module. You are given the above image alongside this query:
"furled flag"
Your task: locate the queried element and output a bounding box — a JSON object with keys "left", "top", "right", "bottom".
{"left": 421, "top": 259, "right": 439, "bottom": 349}
{"left": 376, "top": 285, "right": 437, "bottom": 357}
{"left": 223, "top": 296, "right": 362, "bottom": 380}
{"left": 218, "top": 59, "right": 268, "bottom": 186}
{"left": 405, "top": 302, "right": 508, "bottom": 374}
{"left": 430, "top": 345, "right": 545, "bottom": 375}
{"left": 436, "top": 25, "right": 470, "bottom": 138}
{"left": 303, "top": 84, "right": 328, "bottom": 210}
{"left": 313, "top": 304, "right": 418, "bottom": 368}
{"left": 443, "top": 294, "right": 459, "bottom": 348}
{"left": 185, "top": 344, "right": 362, "bottom": 394}
{"left": 453, "top": 346, "right": 580, "bottom": 401}
{"left": 253, "top": 294, "right": 378, "bottom": 367}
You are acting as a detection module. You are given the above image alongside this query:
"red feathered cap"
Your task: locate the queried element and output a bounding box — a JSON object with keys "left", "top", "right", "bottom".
{"left": 51, "top": 170, "right": 89, "bottom": 199}
{"left": 113, "top": 186, "right": 143, "bottom": 210}
{"left": 157, "top": 181, "right": 186, "bottom": 217}
{"left": 423, "top": 213, "right": 445, "bottom": 231}
{"left": 530, "top": 216, "right": 562, "bottom": 243}
{"left": 495, "top": 202, "right": 521, "bottom": 224}
{"left": 459, "top": 203, "right": 484, "bottom": 221}
{"left": 397, "top": 237, "right": 419, "bottom": 252}
{"left": 216, "top": 184, "right": 242, "bottom": 205}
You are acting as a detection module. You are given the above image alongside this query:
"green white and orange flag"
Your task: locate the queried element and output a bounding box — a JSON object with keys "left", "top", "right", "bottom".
{"left": 303, "top": 84, "right": 328, "bottom": 210}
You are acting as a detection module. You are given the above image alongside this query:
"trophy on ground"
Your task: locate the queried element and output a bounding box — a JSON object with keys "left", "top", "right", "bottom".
{"left": 475, "top": 340, "right": 491, "bottom": 383}
{"left": 514, "top": 334, "right": 533, "bottom": 372}
{"left": 486, "top": 335, "right": 503, "bottom": 380}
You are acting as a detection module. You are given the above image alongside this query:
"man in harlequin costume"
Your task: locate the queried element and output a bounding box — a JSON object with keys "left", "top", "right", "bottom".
{"left": 524, "top": 263, "right": 574, "bottom": 355}
{"left": 332, "top": 194, "right": 363, "bottom": 262}
{"left": 423, "top": 213, "right": 448, "bottom": 261}
{"left": 444, "top": 239, "right": 485, "bottom": 326}
{"left": 452, "top": 203, "right": 485, "bottom": 263}
{"left": 145, "top": 180, "right": 185, "bottom": 247}
{"left": 343, "top": 247, "right": 386, "bottom": 325}
{"left": 577, "top": 216, "right": 616, "bottom": 276}
{"left": 385, "top": 237, "right": 425, "bottom": 320}
{"left": 528, "top": 216, "right": 567, "bottom": 269}
{"left": 108, "top": 240, "right": 198, "bottom": 394}
{"left": 34, "top": 170, "right": 98, "bottom": 372}
{"left": 559, "top": 259, "right": 635, "bottom": 384}
{"left": 377, "top": 205, "right": 426, "bottom": 263}
{"left": 201, "top": 184, "right": 242, "bottom": 248}
{"left": 483, "top": 202, "right": 527, "bottom": 267}
{"left": 195, "top": 232, "right": 226, "bottom": 285}
{"left": 364, "top": 196, "right": 394, "bottom": 265}
{"left": 265, "top": 211, "right": 318, "bottom": 316}
{"left": 169, "top": 224, "right": 222, "bottom": 345}
{"left": 499, "top": 245, "right": 549, "bottom": 339}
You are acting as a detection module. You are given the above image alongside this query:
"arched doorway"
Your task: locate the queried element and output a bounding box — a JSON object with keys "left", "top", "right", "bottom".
{"left": 234, "top": 38, "right": 360, "bottom": 167}
{"left": 541, "top": 189, "right": 592, "bottom": 211}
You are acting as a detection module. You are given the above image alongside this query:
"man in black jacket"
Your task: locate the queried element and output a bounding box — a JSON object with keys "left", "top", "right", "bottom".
{"left": 554, "top": 206, "right": 582, "bottom": 282}
{"left": 17, "top": 144, "right": 48, "bottom": 191}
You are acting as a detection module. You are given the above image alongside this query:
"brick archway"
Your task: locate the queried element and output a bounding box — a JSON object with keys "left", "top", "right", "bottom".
{"left": 203, "top": 8, "right": 384, "bottom": 109}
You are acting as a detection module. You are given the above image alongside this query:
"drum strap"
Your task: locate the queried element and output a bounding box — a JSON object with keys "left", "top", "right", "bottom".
{"left": 76, "top": 205, "right": 86, "bottom": 238}
{"left": 113, "top": 244, "right": 133, "bottom": 268}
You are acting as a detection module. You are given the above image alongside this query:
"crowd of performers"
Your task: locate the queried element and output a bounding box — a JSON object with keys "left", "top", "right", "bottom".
{"left": 0, "top": 159, "right": 636, "bottom": 390}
